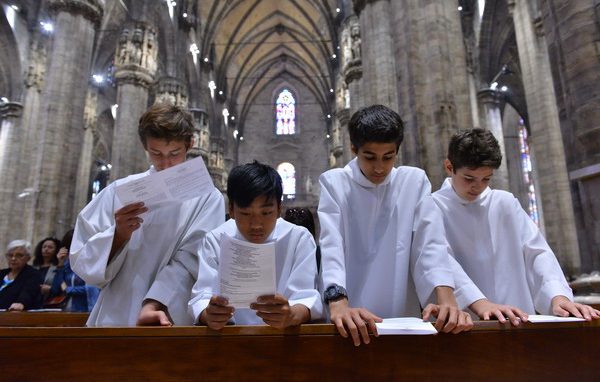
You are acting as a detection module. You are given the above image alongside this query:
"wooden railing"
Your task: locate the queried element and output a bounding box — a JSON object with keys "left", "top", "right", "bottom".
{"left": 1, "top": 314, "right": 599, "bottom": 381}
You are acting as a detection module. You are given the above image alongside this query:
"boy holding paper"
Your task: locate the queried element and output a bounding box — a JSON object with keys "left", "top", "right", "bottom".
{"left": 189, "top": 161, "right": 323, "bottom": 328}
{"left": 71, "top": 103, "right": 224, "bottom": 326}
{"left": 433, "top": 128, "right": 600, "bottom": 321}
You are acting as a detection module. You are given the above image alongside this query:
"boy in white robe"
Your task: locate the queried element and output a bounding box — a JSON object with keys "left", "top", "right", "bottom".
{"left": 189, "top": 161, "right": 323, "bottom": 328}
{"left": 318, "top": 105, "right": 474, "bottom": 347}
{"left": 70, "top": 104, "right": 225, "bottom": 326}
{"left": 433, "top": 128, "right": 600, "bottom": 322}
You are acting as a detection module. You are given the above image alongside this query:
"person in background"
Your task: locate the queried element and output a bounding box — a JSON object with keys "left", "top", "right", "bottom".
{"left": 284, "top": 207, "right": 320, "bottom": 271}
{"left": 0, "top": 240, "right": 43, "bottom": 311}
{"left": 51, "top": 230, "right": 100, "bottom": 312}
{"left": 33, "top": 237, "right": 63, "bottom": 304}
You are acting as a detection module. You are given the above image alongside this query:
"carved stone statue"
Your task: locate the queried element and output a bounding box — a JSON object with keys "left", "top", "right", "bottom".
{"left": 351, "top": 25, "right": 361, "bottom": 61}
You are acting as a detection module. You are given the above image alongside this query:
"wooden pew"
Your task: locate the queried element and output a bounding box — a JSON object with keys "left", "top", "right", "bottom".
{"left": 1, "top": 320, "right": 599, "bottom": 381}
{"left": 0, "top": 311, "right": 88, "bottom": 327}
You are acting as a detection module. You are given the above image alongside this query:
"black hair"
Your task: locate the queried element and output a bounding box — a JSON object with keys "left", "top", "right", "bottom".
{"left": 227, "top": 160, "right": 283, "bottom": 208}
{"left": 348, "top": 104, "right": 404, "bottom": 150}
{"left": 447, "top": 128, "right": 502, "bottom": 171}
{"left": 33, "top": 237, "right": 61, "bottom": 266}
{"left": 284, "top": 208, "right": 315, "bottom": 237}
{"left": 60, "top": 229, "right": 75, "bottom": 252}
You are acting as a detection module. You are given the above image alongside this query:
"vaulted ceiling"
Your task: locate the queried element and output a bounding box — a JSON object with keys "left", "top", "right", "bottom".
{"left": 195, "top": 0, "right": 341, "bottom": 129}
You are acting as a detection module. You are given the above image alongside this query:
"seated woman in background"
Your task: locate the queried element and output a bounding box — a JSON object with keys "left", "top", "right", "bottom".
{"left": 0, "top": 240, "right": 43, "bottom": 311}
{"left": 51, "top": 230, "right": 99, "bottom": 312}
{"left": 33, "top": 237, "right": 63, "bottom": 305}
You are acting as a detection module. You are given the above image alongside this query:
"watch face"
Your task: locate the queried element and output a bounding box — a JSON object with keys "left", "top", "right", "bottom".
{"left": 325, "top": 285, "right": 345, "bottom": 301}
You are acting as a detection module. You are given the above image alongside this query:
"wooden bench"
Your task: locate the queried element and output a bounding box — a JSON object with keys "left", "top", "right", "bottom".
{"left": 0, "top": 311, "right": 88, "bottom": 327}
{"left": 2, "top": 320, "right": 599, "bottom": 381}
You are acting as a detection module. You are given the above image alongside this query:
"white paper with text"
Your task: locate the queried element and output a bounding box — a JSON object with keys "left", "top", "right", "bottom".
{"left": 218, "top": 235, "right": 276, "bottom": 309}
{"left": 115, "top": 156, "right": 213, "bottom": 208}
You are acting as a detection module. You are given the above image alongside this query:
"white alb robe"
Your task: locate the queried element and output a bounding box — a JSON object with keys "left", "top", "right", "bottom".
{"left": 71, "top": 167, "right": 225, "bottom": 326}
{"left": 189, "top": 218, "right": 323, "bottom": 325}
{"left": 433, "top": 178, "right": 573, "bottom": 315}
{"left": 318, "top": 158, "right": 458, "bottom": 318}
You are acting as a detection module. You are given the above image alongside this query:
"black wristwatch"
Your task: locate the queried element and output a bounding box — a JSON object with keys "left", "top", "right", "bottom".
{"left": 324, "top": 284, "right": 348, "bottom": 304}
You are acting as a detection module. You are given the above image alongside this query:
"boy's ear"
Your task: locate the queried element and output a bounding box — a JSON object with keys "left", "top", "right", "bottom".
{"left": 444, "top": 159, "right": 454, "bottom": 176}
{"left": 228, "top": 203, "right": 235, "bottom": 219}
{"left": 351, "top": 145, "right": 358, "bottom": 155}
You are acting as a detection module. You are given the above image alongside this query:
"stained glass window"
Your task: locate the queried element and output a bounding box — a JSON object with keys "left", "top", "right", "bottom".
{"left": 275, "top": 89, "right": 296, "bottom": 135}
{"left": 277, "top": 162, "right": 296, "bottom": 200}
{"left": 518, "top": 119, "right": 539, "bottom": 226}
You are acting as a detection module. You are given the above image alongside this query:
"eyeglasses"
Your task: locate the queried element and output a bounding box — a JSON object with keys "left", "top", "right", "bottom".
{"left": 5, "top": 252, "right": 27, "bottom": 260}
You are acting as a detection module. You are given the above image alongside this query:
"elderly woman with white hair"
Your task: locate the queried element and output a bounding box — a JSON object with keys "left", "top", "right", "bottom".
{"left": 0, "top": 240, "right": 43, "bottom": 311}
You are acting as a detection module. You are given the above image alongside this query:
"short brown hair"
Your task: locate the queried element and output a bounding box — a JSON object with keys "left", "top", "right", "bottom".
{"left": 447, "top": 128, "right": 502, "bottom": 171}
{"left": 138, "top": 103, "right": 194, "bottom": 148}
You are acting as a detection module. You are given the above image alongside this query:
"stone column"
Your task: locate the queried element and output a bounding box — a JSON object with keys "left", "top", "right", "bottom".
{"left": 73, "top": 88, "right": 98, "bottom": 215}
{"left": 353, "top": 0, "right": 398, "bottom": 108}
{"left": 389, "top": 0, "right": 472, "bottom": 185}
{"left": 208, "top": 137, "right": 227, "bottom": 192}
{"left": 477, "top": 88, "right": 510, "bottom": 190}
{"left": 342, "top": 15, "right": 362, "bottom": 164}
{"left": 188, "top": 108, "right": 210, "bottom": 163}
{"left": 508, "top": 0, "right": 580, "bottom": 273}
{"left": 14, "top": 35, "right": 48, "bottom": 248}
{"left": 0, "top": 102, "right": 24, "bottom": 266}
{"left": 30, "top": 0, "right": 103, "bottom": 241}
{"left": 155, "top": 76, "right": 188, "bottom": 107}
{"left": 111, "top": 22, "right": 158, "bottom": 180}
{"left": 332, "top": 74, "right": 350, "bottom": 168}
{"left": 540, "top": 0, "right": 600, "bottom": 272}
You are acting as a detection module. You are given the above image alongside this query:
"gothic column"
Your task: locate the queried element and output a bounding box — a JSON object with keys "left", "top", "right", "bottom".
{"left": 155, "top": 76, "right": 188, "bottom": 107}
{"left": 10, "top": 34, "right": 48, "bottom": 250}
{"left": 342, "top": 15, "right": 362, "bottom": 164}
{"left": 508, "top": 0, "right": 580, "bottom": 273}
{"left": 188, "top": 108, "right": 210, "bottom": 163}
{"left": 30, "top": 0, "right": 103, "bottom": 241}
{"left": 389, "top": 0, "right": 472, "bottom": 185}
{"left": 353, "top": 0, "right": 398, "bottom": 108}
{"left": 111, "top": 22, "right": 158, "bottom": 180}
{"left": 540, "top": 0, "right": 600, "bottom": 271}
{"left": 208, "top": 137, "right": 227, "bottom": 192}
{"left": 477, "top": 89, "right": 510, "bottom": 190}
{"left": 0, "top": 102, "right": 24, "bottom": 266}
{"left": 73, "top": 88, "right": 98, "bottom": 215}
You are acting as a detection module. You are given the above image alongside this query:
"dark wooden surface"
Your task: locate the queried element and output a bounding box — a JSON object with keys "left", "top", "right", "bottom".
{"left": 1, "top": 320, "right": 599, "bottom": 381}
{"left": 0, "top": 311, "right": 89, "bottom": 326}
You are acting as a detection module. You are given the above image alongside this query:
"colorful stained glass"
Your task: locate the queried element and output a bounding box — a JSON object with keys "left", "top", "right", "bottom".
{"left": 275, "top": 89, "right": 296, "bottom": 135}
{"left": 277, "top": 162, "right": 296, "bottom": 200}
{"left": 518, "top": 119, "right": 539, "bottom": 225}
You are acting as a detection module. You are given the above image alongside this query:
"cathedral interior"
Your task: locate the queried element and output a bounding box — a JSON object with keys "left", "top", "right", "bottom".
{"left": 0, "top": 0, "right": 599, "bottom": 277}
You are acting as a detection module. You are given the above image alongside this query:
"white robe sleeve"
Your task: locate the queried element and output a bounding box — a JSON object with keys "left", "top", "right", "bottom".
{"left": 284, "top": 230, "right": 324, "bottom": 321}
{"left": 317, "top": 174, "right": 347, "bottom": 290}
{"left": 188, "top": 231, "right": 221, "bottom": 323}
{"left": 410, "top": 175, "right": 456, "bottom": 306}
{"left": 145, "top": 189, "right": 225, "bottom": 323}
{"left": 70, "top": 184, "right": 130, "bottom": 288}
{"left": 447, "top": 245, "right": 486, "bottom": 309}
{"left": 518, "top": 199, "right": 573, "bottom": 315}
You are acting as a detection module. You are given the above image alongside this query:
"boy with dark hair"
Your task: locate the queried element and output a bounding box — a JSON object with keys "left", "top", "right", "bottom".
{"left": 319, "top": 105, "right": 474, "bottom": 347}
{"left": 71, "top": 103, "right": 224, "bottom": 326}
{"left": 189, "top": 161, "right": 322, "bottom": 328}
{"left": 433, "top": 128, "right": 600, "bottom": 321}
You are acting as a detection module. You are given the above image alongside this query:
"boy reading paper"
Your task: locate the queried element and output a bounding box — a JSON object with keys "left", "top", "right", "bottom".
{"left": 189, "top": 161, "right": 323, "bottom": 328}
